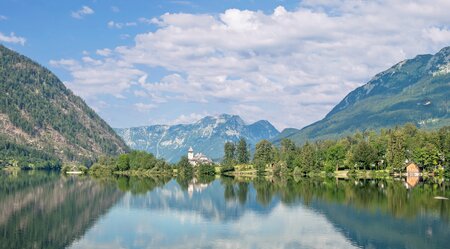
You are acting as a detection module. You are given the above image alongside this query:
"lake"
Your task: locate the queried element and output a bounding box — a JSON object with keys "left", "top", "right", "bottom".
{"left": 1, "top": 171, "right": 449, "bottom": 249}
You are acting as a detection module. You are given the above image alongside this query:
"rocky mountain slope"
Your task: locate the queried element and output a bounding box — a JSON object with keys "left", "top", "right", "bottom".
{"left": 0, "top": 45, "right": 128, "bottom": 167}
{"left": 275, "top": 46, "right": 450, "bottom": 144}
{"left": 115, "top": 114, "right": 279, "bottom": 162}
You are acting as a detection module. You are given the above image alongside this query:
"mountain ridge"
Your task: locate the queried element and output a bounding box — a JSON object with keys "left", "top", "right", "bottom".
{"left": 275, "top": 46, "right": 450, "bottom": 144}
{"left": 115, "top": 114, "right": 279, "bottom": 162}
{"left": 0, "top": 45, "right": 129, "bottom": 167}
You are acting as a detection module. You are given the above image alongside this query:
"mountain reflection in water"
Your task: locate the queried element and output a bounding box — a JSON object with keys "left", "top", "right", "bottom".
{"left": 0, "top": 171, "right": 123, "bottom": 249}
{"left": 1, "top": 172, "right": 449, "bottom": 249}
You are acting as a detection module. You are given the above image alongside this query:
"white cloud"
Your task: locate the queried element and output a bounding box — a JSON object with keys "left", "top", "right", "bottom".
{"left": 231, "top": 104, "right": 265, "bottom": 124}
{"left": 50, "top": 57, "right": 145, "bottom": 97}
{"left": 107, "top": 21, "right": 137, "bottom": 29}
{"left": 96, "top": 48, "right": 112, "bottom": 57}
{"left": 170, "top": 112, "right": 209, "bottom": 125}
{"left": 422, "top": 27, "right": 450, "bottom": 44}
{"left": 71, "top": 6, "right": 94, "bottom": 19}
{"left": 54, "top": 1, "right": 450, "bottom": 129}
{"left": 0, "top": 15, "right": 7, "bottom": 21}
{"left": 0, "top": 32, "right": 26, "bottom": 45}
{"left": 138, "top": 17, "right": 156, "bottom": 25}
{"left": 134, "top": 103, "right": 156, "bottom": 112}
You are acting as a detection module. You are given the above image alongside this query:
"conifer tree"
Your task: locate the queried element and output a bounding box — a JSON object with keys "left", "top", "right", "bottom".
{"left": 237, "top": 138, "right": 250, "bottom": 164}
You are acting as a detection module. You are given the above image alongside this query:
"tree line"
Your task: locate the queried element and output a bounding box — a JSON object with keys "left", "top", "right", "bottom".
{"left": 89, "top": 150, "right": 172, "bottom": 176}
{"left": 223, "top": 124, "right": 450, "bottom": 176}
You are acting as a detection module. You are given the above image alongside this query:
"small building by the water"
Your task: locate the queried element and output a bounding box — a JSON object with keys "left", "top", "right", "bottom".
{"left": 406, "top": 162, "right": 421, "bottom": 176}
{"left": 187, "top": 147, "right": 212, "bottom": 166}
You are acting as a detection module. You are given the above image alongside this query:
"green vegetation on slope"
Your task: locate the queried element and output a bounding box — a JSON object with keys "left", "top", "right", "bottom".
{"left": 0, "top": 135, "right": 60, "bottom": 169}
{"left": 0, "top": 45, "right": 128, "bottom": 167}
{"left": 277, "top": 46, "right": 450, "bottom": 144}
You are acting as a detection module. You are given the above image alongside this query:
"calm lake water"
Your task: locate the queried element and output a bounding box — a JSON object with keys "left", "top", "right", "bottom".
{"left": 1, "top": 172, "right": 449, "bottom": 249}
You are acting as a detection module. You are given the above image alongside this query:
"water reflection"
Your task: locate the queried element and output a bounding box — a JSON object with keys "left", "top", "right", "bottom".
{"left": 0, "top": 171, "right": 123, "bottom": 249}
{"left": 71, "top": 176, "right": 450, "bottom": 249}
{"left": 1, "top": 172, "right": 449, "bottom": 249}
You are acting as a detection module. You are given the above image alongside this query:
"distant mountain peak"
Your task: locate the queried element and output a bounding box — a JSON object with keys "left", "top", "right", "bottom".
{"left": 115, "top": 114, "right": 279, "bottom": 162}
{"left": 197, "top": 114, "right": 246, "bottom": 126}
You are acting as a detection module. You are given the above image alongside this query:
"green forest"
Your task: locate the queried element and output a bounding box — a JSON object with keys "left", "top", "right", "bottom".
{"left": 0, "top": 135, "right": 60, "bottom": 169}
{"left": 0, "top": 45, "right": 128, "bottom": 168}
{"left": 86, "top": 123, "right": 450, "bottom": 178}
{"left": 222, "top": 123, "right": 450, "bottom": 177}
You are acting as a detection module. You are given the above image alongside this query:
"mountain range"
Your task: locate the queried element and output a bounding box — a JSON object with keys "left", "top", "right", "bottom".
{"left": 274, "top": 46, "right": 450, "bottom": 144}
{"left": 115, "top": 114, "right": 279, "bottom": 162}
{"left": 2, "top": 43, "right": 449, "bottom": 166}
{"left": 0, "top": 45, "right": 128, "bottom": 167}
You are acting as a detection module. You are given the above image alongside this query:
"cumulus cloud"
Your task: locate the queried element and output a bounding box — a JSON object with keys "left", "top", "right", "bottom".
{"left": 71, "top": 6, "right": 94, "bottom": 19}
{"left": 0, "top": 32, "right": 26, "bottom": 45}
{"left": 53, "top": 1, "right": 450, "bottom": 129}
{"left": 50, "top": 57, "right": 145, "bottom": 97}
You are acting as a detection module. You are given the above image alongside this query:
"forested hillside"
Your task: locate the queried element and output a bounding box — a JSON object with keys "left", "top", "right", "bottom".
{"left": 276, "top": 46, "right": 450, "bottom": 144}
{"left": 0, "top": 45, "right": 128, "bottom": 168}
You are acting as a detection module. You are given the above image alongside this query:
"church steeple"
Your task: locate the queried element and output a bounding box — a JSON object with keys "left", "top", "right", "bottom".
{"left": 188, "top": 146, "right": 194, "bottom": 160}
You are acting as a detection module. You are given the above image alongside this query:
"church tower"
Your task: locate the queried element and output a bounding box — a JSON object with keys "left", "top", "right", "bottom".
{"left": 188, "top": 147, "right": 194, "bottom": 160}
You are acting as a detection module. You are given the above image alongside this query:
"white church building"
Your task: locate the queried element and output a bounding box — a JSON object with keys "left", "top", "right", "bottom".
{"left": 188, "top": 147, "right": 213, "bottom": 166}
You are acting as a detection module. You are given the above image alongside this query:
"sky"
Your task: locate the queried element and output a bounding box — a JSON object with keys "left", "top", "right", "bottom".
{"left": 1, "top": 0, "right": 450, "bottom": 130}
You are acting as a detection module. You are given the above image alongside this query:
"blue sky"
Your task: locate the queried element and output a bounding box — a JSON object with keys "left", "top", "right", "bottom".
{"left": 2, "top": 0, "right": 450, "bottom": 130}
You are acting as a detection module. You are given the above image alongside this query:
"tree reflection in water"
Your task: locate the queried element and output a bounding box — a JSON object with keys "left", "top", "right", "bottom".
{"left": 1, "top": 172, "right": 449, "bottom": 249}
{"left": 0, "top": 171, "right": 123, "bottom": 249}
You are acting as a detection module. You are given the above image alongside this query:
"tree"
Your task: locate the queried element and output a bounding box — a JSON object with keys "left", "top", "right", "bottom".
{"left": 324, "top": 141, "right": 347, "bottom": 171}
{"left": 223, "top": 142, "right": 236, "bottom": 166}
{"left": 413, "top": 143, "right": 441, "bottom": 171}
{"left": 438, "top": 127, "right": 450, "bottom": 168}
{"left": 236, "top": 138, "right": 250, "bottom": 164}
{"left": 386, "top": 129, "right": 406, "bottom": 173}
{"left": 253, "top": 140, "right": 274, "bottom": 163}
{"left": 116, "top": 154, "right": 130, "bottom": 171}
{"left": 177, "top": 156, "right": 193, "bottom": 176}
{"left": 351, "top": 140, "right": 377, "bottom": 170}
{"left": 197, "top": 163, "right": 215, "bottom": 176}
{"left": 293, "top": 142, "right": 318, "bottom": 175}
{"left": 280, "top": 139, "right": 296, "bottom": 169}
{"left": 128, "top": 151, "right": 157, "bottom": 170}
{"left": 253, "top": 140, "right": 274, "bottom": 174}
